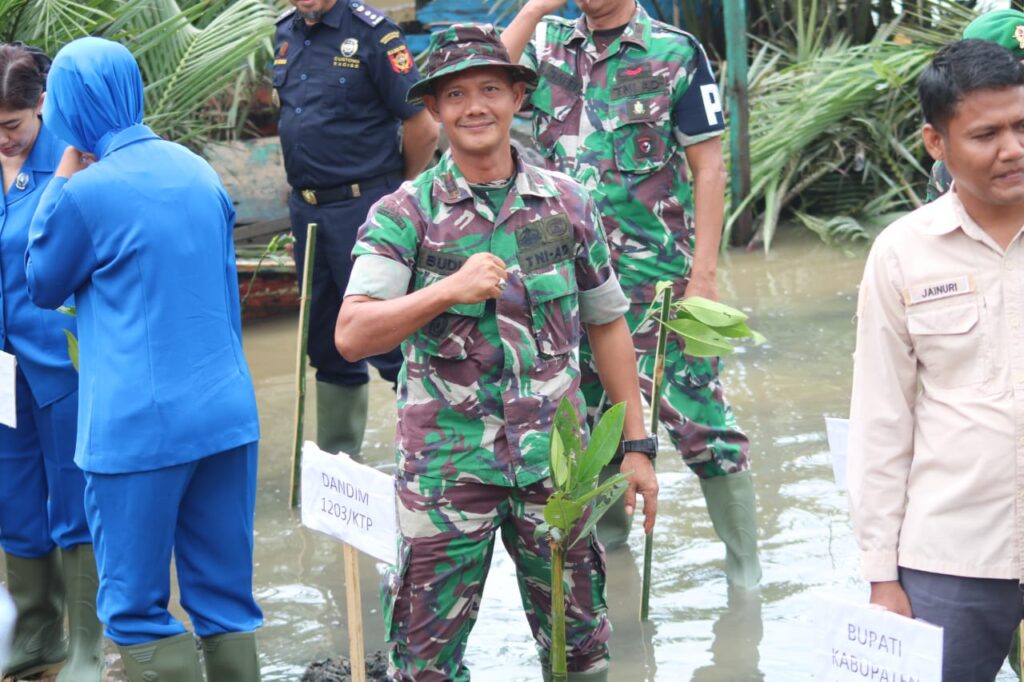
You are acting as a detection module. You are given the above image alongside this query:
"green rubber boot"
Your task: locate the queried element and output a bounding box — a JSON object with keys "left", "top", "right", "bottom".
{"left": 701, "top": 471, "right": 762, "bottom": 589}
{"left": 594, "top": 463, "right": 631, "bottom": 551}
{"left": 3, "top": 550, "right": 67, "bottom": 679}
{"left": 200, "top": 631, "right": 261, "bottom": 681}
{"left": 56, "top": 544, "right": 104, "bottom": 681}
{"left": 118, "top": 632, "right": 203, "bottom": 682}
{"left": 315, "top": 381, "right": 369, "bottom": 459}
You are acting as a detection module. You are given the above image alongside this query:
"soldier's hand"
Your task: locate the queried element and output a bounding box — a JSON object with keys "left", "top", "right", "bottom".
{"left": 444, "top": 252, "right": 508, "bottom": 304}
{"left": 683, "top": 270, "right": 718, "bottom": 301}
{"left": 621, "top": 452, "right": 658, "bottom": 534}
{"left": 524, "top": 0, "right": 569, "bottom": 17}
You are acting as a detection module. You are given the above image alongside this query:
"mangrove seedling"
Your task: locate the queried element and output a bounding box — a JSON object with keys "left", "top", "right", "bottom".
{"left": 542, "top": 397, "right": 631, "bottom": 682}
{"left": 638, "top": 282, "right": 764, "bottom": 620}
{"left": 58, "top": 305, "right": 78, "bottom": 372}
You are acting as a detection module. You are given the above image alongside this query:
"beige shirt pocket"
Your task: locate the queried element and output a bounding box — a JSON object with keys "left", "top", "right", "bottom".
{"left": 906, "top": 300, "right": 987, "bottom": 389}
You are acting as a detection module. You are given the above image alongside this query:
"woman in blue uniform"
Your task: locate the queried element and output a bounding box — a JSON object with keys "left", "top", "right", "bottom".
{"left": 0, "top": 42, "right": 103, "bottom": 681}
{"left": 26, "top": 37, "right": 263, "bottom": 682}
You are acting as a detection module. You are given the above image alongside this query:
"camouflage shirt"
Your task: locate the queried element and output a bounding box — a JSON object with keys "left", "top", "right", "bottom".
{"left": 347, "top": 149, "right": 629, "bottom": 486}
{"left": 522, "top": 6, "right": 725, "bottom": 302}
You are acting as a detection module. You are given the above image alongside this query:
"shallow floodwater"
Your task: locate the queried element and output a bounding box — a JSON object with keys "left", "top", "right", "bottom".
{"left": 3, "top": 233, "right": 1016, "bottom": 681}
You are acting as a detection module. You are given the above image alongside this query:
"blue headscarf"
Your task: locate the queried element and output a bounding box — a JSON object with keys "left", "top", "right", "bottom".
{"left": 42, "top": 37, "right": 146, "bottom": 158}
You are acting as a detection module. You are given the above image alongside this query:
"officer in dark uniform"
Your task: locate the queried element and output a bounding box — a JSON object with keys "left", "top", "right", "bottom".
{"left": 274, "top": 0, "right": 438, "bottom": 456}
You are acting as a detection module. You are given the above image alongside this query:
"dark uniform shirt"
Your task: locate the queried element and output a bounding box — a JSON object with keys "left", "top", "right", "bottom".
{"left": 273, "top": 1, "right": 423, "bottom": 189}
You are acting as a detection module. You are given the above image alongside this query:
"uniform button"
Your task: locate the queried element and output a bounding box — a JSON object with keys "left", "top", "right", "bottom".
{"left": 300, "top": 73, "right": 308, "bottom": 80}
{"left": 295, "top": 107, "right": 302, "bottom": 114}
{"left": 339, "top": 77, "right": 346, "bottom": 84}
{"left": 304, "top": 39, "right": 311, "bottom": 46}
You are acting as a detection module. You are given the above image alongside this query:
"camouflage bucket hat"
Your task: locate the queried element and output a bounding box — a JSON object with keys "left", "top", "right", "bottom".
{"left": 963, "top": 9, "right": 1024, "bottom": 60}
{"left": 406, "top": 23, "right": 538, "bottom": 104}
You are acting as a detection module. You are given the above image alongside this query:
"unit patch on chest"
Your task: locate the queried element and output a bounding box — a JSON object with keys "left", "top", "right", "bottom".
{"left": 903, "top": 275, "right": 975, "bottom": 305}
{"left": 611, "top": 64, "right": 664, "bottom": 101}
{"left": 517, "top": 214, "right": 574, "bottom": 273}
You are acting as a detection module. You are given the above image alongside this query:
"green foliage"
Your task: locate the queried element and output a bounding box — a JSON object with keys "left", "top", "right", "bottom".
{"left": 543, "top": 399, "right": 629, "bottom": 547}
{"left": 0, "top": 0, "right": 278, "bottom": 149}
{"left": 648, "top": 294, "right": 765, "bottom": 358}
{"left": 62, "top": 329, "right": 78, "bottom": 372}
{"left": 727, "top": 1, "right": 979, "bottom": 250}
{"left": 542, "top": 398, "right": 630, "bottom": 681}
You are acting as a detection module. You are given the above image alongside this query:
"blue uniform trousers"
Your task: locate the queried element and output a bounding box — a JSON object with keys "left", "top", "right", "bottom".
{"left": 288, "top": 176, "right": 404, "bottom": 386}
{"left": 83, "top": 442, "right": 262, "bottom": 645}
{"left": 0, "top": 364, "right": 89, "bottom": 558}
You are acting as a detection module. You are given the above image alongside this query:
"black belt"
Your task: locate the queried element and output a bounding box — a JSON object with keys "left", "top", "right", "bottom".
{"left": 295, "top": 171, "right": 399, "bottom": 206}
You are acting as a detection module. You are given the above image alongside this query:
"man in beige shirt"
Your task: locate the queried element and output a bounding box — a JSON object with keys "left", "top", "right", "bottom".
{"left": 850, "top": 39, "right": 1024, "bottom": 681}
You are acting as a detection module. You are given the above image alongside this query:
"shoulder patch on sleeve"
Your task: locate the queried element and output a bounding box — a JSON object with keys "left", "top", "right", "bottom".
{"left": 275, "top": 7, "right": 296, "bottom": 24}
{"left": 349, "top": 1, "right": 385, "bottom": 27}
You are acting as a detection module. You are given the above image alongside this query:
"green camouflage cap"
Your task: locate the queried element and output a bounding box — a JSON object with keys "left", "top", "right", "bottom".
{"left": 963, "top": 9, "right": 1024, "bottom": 59}
{"left": 407, "top": 23, "right": 538, "bottom": 104}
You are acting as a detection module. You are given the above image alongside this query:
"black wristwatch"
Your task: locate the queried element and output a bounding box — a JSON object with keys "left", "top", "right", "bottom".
{"left": 614, "top": 436, "right": 658, "bottom": 462}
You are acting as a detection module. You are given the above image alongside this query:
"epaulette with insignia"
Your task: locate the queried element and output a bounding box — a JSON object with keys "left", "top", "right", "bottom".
{"left": 275, "top": 7, "right": 296, "bottom": 24}
{"left": 349, "top": 1, "right": 385, "bottom": 27}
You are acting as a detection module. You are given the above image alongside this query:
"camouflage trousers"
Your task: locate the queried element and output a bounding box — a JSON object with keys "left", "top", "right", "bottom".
{"left": 383, "top": 473, "right": 611, "bottom": 681}
{"left": 582, "top": 300, "right": 749, "bottom": 478}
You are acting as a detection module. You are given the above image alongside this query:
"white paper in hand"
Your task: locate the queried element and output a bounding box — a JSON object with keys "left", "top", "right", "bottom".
{"left": 0, "top": 351, "right": 16, "bottom": 429}
{"left": 824, "top": 416, "right": 850, "bottom": 489}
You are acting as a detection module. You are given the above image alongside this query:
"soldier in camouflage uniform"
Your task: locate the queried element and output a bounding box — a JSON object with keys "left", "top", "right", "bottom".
{"left": 502, "top": 0, "right": 761, "bottom": 586}
{"left": 335, "top": 24, "right": 658, "bottom": 682}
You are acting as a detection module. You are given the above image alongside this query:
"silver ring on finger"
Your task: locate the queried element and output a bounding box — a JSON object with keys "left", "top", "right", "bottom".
{"left": 496, "top": 277, "right": 507, "bottom": 291}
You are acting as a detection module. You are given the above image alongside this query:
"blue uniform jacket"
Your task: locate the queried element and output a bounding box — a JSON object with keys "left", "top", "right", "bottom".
{"left": 1, "top": 124, "right": 77, "bottom": 408}
{"left": 274, "top": 1, "right": 423, "bottom": 188}
{"left": 25, "top": 37, "right": 259, "bottom": 474}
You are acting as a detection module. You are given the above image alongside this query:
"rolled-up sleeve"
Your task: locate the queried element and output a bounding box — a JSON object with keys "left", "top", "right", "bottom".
{"left": 346, "top": 195, "right": 418, "bottom": 301}
{"left": 26, "top": 178, "right": 98, "bottom": 309}
{"left": 847, "top": 235, "right": 917, "bottom": 583}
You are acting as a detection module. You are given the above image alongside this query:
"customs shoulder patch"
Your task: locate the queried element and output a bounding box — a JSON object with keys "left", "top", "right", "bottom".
{"left": 380, "top": 30, "right": 401, "bottom": 45}
{"left": 387, "top": 44, "right": 413, "bottom": 74}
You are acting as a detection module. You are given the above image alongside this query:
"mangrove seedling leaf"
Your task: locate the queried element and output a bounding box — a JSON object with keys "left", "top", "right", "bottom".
{"left": 575, "top": 402, "right": 626, "bottom": 488}
{"left": 57, "top": 305, "right": 76, "bottom": 317}
{"left": 533, "top": 522, "right": 550, "bottom": 542}
{"left": 553, "top": 397, "right": 583, "bottom": 479}
{"left": 63, "top": 330, "right": 79, "bottom": 372}
{"left": 715, "top": 321, "right": 768, "bottom": 346}
{"left": 543, "top": 496, "right": 584, "bottom": 531}
{"left": 662, "top": 318, "right": 734, "bottom": 356}
{"left": 575, "top": 470, "right": 631, "bottom": 508}
{"left": 568, "top": 477, "right": 630, "bottom": 548}
{"left": 676, "top": 296, "right": 748, "bottom": 328}
{"left": 550, "top": 429, "right": 568, "bottom": 490}
{"left": 549, "top": 526, "right": 564, "bottom": 544}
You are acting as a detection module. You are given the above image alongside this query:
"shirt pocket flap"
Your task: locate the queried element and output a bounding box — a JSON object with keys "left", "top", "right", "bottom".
{"left": 907, "top": 303, "right": 979, "bottom": 336}
{"left": 523, "top": 267, "right": 578, "bottom": 306}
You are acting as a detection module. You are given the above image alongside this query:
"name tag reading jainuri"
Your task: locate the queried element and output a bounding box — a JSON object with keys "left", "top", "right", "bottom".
{"left": 904, "top": 275, "right": 974, "bottom": 306}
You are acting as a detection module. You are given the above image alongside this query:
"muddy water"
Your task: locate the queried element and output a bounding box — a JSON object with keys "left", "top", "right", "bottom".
{"left": 3, "top": 233, "right": 1015, "bottom": 680}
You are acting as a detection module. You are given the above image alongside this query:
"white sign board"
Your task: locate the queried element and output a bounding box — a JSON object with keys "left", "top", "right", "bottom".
{"left": 0, "top": 586, "right": 14, "bottom": 672}
{"left": 300, "top": 441, "right": 398, "bottom": 565}
{"left": 0, "top": 351, "right": 15, "bottom": 428}
{"left": 825, "top": 416, "right": 850, "bottom": 489}
{"left": 814, "top": 596, "right": 943, "bottom": 682}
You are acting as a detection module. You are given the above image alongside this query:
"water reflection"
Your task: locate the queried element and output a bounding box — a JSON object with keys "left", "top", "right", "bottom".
{"left": 4, "top": 233, "right": 1018, "bottom": 680}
